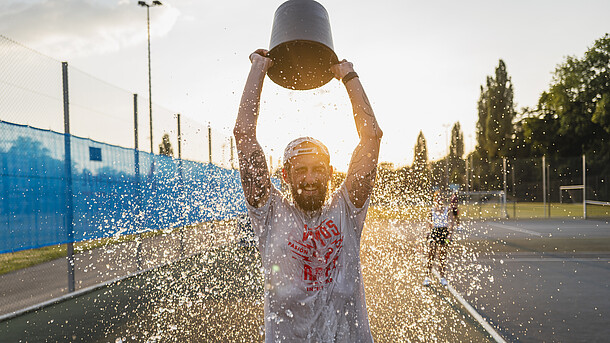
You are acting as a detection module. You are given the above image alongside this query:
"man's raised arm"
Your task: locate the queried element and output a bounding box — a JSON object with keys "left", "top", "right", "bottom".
{"left": 233, "top": 49, "right": 273, "bottom": 208}
{"left": 331, "top": 61, "right": 383, "bottom": 208}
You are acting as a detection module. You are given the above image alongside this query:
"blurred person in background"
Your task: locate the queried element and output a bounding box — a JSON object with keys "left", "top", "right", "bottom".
{"left": 423, "top": 191, "right": 456, "bottom": 286}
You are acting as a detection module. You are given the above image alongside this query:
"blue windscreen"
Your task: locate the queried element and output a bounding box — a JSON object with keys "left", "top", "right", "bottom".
{"left": 0, "top": 120, "right": 259, "bottom": 254}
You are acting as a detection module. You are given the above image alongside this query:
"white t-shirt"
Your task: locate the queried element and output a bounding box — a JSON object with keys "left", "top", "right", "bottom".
{"left": 431, "top": 207, "right": 450, "bottom": 228}
{"left": 246, "top": 183, "right": 374, "bottom": 343}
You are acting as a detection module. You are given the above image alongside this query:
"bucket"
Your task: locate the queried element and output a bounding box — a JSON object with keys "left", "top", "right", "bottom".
{"left": 267, "top": 0, "right": 338, "bottom": 90}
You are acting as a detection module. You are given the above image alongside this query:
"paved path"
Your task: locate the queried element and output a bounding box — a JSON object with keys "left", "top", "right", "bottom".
{"left": 0, "top": 222, "right": 231, "bottom": 318}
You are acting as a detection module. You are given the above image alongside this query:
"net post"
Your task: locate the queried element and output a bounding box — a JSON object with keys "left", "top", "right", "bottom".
{"left": 62, "top": 61, "right": 75, "bottom": 293}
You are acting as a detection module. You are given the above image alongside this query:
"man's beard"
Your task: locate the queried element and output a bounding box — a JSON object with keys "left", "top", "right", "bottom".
{"left": 290, "top": 180, "right": 328, "bottom": 212}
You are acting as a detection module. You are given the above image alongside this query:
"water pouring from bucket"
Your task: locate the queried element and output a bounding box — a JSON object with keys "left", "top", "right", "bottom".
{"left": 267, "top": 0, "right": 339, "bottom": 90}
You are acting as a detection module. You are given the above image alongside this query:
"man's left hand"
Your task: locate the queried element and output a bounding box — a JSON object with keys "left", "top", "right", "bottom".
{"left": 331, "top": 59, "right": 354, "bottom": 80}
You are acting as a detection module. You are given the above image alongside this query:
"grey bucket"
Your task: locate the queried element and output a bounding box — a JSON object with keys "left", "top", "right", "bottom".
{"left": 267, "top": 0, "right": 338, "bottom": 90}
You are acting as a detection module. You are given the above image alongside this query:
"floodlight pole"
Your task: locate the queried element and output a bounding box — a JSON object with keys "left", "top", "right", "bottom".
{"left": 138, "top": 1, "right": 162, "bottom": 153}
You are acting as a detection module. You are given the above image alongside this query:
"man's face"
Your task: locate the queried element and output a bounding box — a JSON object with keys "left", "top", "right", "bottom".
{"left": 284, "top": 153, "right": 332, "bottom": 212}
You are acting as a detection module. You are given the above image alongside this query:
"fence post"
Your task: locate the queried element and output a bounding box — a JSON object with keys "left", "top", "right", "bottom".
{"left": 208, "top": 124, "right": 212, "bottom": 164}
{"left": 464, "top": 156, "right": 470, "bottom": 194}
{"left": 62, "top": 62, "right": 75, "bottom": 293}
{"left": 547, "top": 164, "right": 551, "bottom": 217}
{"left": 503, "top": 157, "right": 507, "bottom": 218}
{"left": 583, "top": 154, "right": 586, "bottom": 219}
{"left": 542, "top": 155, "right": 547, "bottom": 218}
{"left": 177, "top": 113, "right": 184, "bottom": 257}
{"left": 230, "top": 136, "right": 235, "bottom": 169}
{"left": 134, "top": 94, "right": 142, "bottom": 271}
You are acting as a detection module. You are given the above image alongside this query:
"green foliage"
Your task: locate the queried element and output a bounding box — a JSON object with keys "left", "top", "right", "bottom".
{"left": 522, "top": 34, "right": 610, "bottom": 158}
{"left": 410, "top": 131, "right": 431, "bottom": 197}
{"left": 476, "top": 60, "right": 516, "bottom": 159}
{"left": 449, "top": 122, "right": 464, "bottom": 160}
{"left": 413, "top": 130, "right": 428, "bottom": 169}
{"left": 159, "top": 133, "right": 174, "bottom": 157}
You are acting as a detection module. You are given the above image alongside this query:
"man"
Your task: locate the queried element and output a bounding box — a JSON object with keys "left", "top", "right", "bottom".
{"left": 234, "top": 48, "right": 382, "bottom": 342}
{"left": 423, "top": 191, "right": 455, "bottom": 287}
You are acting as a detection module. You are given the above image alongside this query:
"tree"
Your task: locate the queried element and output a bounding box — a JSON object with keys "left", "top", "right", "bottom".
{"left": 413, "top": 130, "right": 428, "bottom": 172}
{"left": 476, "top": 59, "right": 516, "bottom": 159}
{"left": 448, "top": 122, "right": 465, "bottom": 184}
{"left": 409, "top": 130, "right": 430, "bottom": 199}
{"left": 525, "top": 34, "right": 610, "bottom": 157}
{"left": 449, "top": 122, "right": 464, "bottom": 161}
{"left": 159, "top": 133, "right": 174, "bottom": 157}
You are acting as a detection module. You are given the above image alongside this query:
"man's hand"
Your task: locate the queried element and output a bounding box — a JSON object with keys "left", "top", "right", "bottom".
{"left": 234, "top": 49, "right": 273, "bottom": 208}
{"left": 330, "top": 59, "right": 354, "bottom": 80}
{"left": 249, "top": 49, "right": 274, "bottom": 73}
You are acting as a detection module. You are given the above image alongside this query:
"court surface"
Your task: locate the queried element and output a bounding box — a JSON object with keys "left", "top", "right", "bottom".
{"left": 447, "top": 218, "right": 610, "bottom": 342}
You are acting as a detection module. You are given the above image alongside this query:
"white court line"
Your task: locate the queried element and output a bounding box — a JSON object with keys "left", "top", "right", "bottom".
{"left": 487, "top": 222, "right": 543, "bottom": 236}
{"left": 479, "top": 257, "right": 610, "bottom": 263}
{"left": 432, "top": 270, "right": 507, "bottom": 343}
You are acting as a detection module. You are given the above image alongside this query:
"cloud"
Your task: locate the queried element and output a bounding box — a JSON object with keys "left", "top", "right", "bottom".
{"left": 0, "top": 0, "right": 179, "bottom": 58}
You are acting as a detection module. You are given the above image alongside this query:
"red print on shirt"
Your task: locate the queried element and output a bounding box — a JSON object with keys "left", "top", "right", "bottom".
{"left": 288, "top": 219, "right": 343, "bottom": 291}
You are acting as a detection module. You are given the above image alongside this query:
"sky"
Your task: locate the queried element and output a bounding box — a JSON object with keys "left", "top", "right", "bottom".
{"left": 1, "top": 0, "right": 609, "bottom": 171}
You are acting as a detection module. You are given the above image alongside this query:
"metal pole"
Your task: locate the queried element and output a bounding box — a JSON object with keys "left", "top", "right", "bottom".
{"left": 177, "top": 113, "right": 184, "bottom": 257}
{"left": 465, "top": 154, "right": 469, "bottom": 194}
{"left": 146, "top": 6, "right": 154, "bottom": 154}
{"left": 134, "top": 93, "right": 142, "bottom": 271}
{"left": 542, "top": 155, "right": 547, "bottom": 218}
{"left": 503, "top": 157, "right": 507, "bottom": 217}
{"left": 62, "top": 62, "right": 75, "bottom": 293}
{"left": 134, "top": 94, "right": 140, "bottom": 181}
{"left": 583, "top": 154, "right": 586, "bottom": 219}
{"left": 230, "top": 136, "right": 235, "bottom": 169}
{"left": 208, "top": 124, "right": 212, "bottom": 164}
{"left": 547, "top": 164, "right": 551, "bottom": 217}
{"left": 177, "top": 114, "right": 182, "bottom": 160}
{"left": 445, "top": 125, "right": 449, "bottom": 192}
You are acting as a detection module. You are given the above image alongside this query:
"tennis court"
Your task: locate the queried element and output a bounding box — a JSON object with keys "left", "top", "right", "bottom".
{"left": 447, "top": 218, "right": 610, "bottom": 342}
{"left": 1, "top": 218, "right": 498, "bottom": 342}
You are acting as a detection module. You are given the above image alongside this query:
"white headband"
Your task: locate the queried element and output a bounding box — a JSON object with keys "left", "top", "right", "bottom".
{"left": 283, "top": 137, "right": 330, "bottom": 164}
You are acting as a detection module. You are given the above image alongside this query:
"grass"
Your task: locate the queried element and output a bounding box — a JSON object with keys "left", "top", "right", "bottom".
{"left": 0, "top": 225, "right": 192, "bottom": 276}
{"left": 369, "top": 202, "right": 609, "bottom": 221}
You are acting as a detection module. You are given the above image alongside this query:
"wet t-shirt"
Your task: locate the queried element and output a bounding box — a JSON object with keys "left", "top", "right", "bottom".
{"left": 246, "top": 183, "right": 373, "bottom": 343}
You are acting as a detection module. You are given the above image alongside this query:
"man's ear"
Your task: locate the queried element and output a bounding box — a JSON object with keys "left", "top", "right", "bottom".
{"left": 282, "top": 167, "right": 289, "bottom": 183}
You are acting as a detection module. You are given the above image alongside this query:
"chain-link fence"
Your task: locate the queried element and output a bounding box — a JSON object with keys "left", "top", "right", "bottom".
{"left": 0, "top": 35, "right": 244, "bottom": 317}
{"left": 461, "top": 154, "right": 610, "bottom": 220}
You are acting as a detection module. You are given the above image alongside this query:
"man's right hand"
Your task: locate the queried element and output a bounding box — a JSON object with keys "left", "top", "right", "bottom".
{"left": 249, "top": 49, "right": 273, "bottom": 72}
{"left": 234, "top": 48, "right": 273, "bottom": 208}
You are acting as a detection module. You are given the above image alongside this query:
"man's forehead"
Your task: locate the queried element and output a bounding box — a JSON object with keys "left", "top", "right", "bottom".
{"left": 289, "top": 153, "right": 329, "bottom": 167}
{"left": 284, "top": 137, "right": 330, "bottom": 163}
